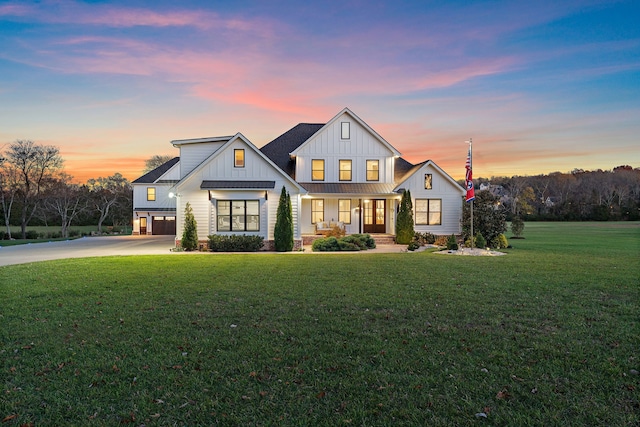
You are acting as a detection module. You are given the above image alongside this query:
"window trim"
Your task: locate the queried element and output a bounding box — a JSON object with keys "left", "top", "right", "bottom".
{"left": 338, "top": 199, "right": 351, "bottom": 224}
{"left": 415, "top": 198, "right": 442, "bottom": 225}
{"left": 311, "top": 199, "right": 324, "bottom": 224}
{"left": 216, "top": 200, "right": 260, "bottom": 232}
{"left": 146, "top": 187, "right": 156, "bottom": 201}
{"left": 366, "top": 159, "right": 379, "bottom": 181}
{"left": 341, "top": 122, "right": 350, "bottom": 139}
{"left": 234, "top": 149, "right": 245, "bottom": 168}
{"left": 425, "top": 173, "right": 433, "bottom": 190}
{"left": 339, "top": 159, "right": 352, "bottom": 181}
{"left": 312, "top": 159, "right": 325, "bottom": 181}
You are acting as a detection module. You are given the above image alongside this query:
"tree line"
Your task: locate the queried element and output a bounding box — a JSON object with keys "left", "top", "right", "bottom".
{"left": 0, "top": 140, "right": 133, "bottom": 239}
{"left": 471, "top": 165, "right": 640, "bottom": 221}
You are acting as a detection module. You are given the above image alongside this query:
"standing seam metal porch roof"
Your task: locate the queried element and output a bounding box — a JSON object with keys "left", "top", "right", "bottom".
{"left": 298, "top": 182, "right": 397, "bottom": 195}
{"left": 200, "top": 180, "right": 276, "bottom": 189}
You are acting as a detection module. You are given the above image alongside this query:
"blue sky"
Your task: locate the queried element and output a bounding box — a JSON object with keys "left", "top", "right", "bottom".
{"left": 0, "top": 0, "right": 638, "bottom": 182}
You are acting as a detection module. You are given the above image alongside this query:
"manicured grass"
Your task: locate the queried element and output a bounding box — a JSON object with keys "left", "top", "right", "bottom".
{"left": 1, "top": 223, "right": 639, "bottom": 425}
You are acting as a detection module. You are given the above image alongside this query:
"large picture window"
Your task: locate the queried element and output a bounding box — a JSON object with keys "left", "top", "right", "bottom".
{"left": 311, "top": 199, "right": 324, "bottom": 224}
{"left": 415, "top": 199, "right": 442, "bottom": 225}
{"left": 312, "top": 159, "right": 325, "bottom": 181}
{"left": 339, "top": 159, "right": 352, "bottom": 181}
{"left": 338, "top": 199, "right": 351, "bottom": 224}
{"left": 147, "top": 187, "right": 156, "bottom": 201}
{"left": 217, "top": 200, "right": 260, "bottom": 231}
{"left": 366, "top": 160, "right": 379, "bottom": 181}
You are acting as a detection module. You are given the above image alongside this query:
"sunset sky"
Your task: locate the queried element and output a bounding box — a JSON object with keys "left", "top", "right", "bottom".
{"left": 1, "top": 0, "right": 638, "bottom": 183}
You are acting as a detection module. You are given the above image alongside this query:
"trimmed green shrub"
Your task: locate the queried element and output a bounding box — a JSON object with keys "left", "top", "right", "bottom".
{"left": 407, "top": 240, "right": 421, "bottom": 251}
{"left": 0, "top": 231, "right": 4, "bottom": 240}
{"left": 312, "top": 236, "right": 340, "bottom": 252}
{"left": 274, "top": 186, "right": 294, "bottom": 251}
{"left": 25, "top": 230, "right": 39, "bottom": 240}
{"left": 312, "top": 234, "right": 376, "bottom": 252}
{"left": 181, "top": 202, "right": 198, "bottom": 251}
{"left": 414, "top": 232, "right": 436, "bottom": 245}
{"left": 208, "top": 234, "right": 264, "bottom": 252}
{"left": 349, "top": 234, "right": 376, "bottom": 249}
{"left": 446, "top": 234, "right": 458, "bottom": 250}
{"left": 396, "top": 190, "right": 414, "bottom": 244}
{"left": 511, "top": 215, "right": 525, "bottom": 238}
{"left": 475, "top": 233, "right": 486, "bottom": 249}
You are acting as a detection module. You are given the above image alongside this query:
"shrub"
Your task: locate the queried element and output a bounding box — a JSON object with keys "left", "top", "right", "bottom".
{"left": 181, "top": 202, "right": 198, "bottom": 251}
{"left": 208, "top": 234, "right": 264, "bottom": 252}
{"left": 407, "top": 240, "right": 421, "bottom": 251}
{"left": 446, "top": 234, "right": 458, "bottom": 250}
{"left": 47, "top": 231, "right": 62, "bottom": 239}
{"left": 492, "top": 234, "right": 509, "bottom": 249}
{"left": 434, "top": 235, "right": 449, "bottom": 247}
{"left": 414, "top": 232, "right": 436, "bottom": 245}
{"left": 325, "top": 225, "right": 346, "bottom": 238}
{"left": 312, "top": 234, "right": 376, "bottom": 252}
{"left": 25, "top": 230, "right": 39, "bottom": 240}
{"left": 68, "top": 230, "right": 80, "bottom": 237}
{"left": 396, "top": 190, "right": 415, "bottom": 244}
{"left": 475, "top": 233, "right": 486, "bottom": 249}
{"left": 511, "top": 215, "right": 525, "bottom": 238}
{"left": 274, "top": 186, "right": 294, "bottom": 251}
{"left": 0, "top": 230, "right": 4, "bottom": 240}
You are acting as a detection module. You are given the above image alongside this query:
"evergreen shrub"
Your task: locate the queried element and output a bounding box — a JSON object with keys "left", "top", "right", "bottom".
{"left": 274, "top": 187, "right": 294, "bottom": 251}
{"left": 207, "top": 234, "right": 264, "bottom": 252}
{"left": 25, "top": 230, "right": 39, "bottom": 239}
{"left": 181, "top": 202, "right": 198, "bottom": 251}
{"left": 446, "top": 234, "right": 458, "bottom": 250}
{"left": 475, "top": 233, "right": 487, "bottom": 249}
{"left": 312, "top": 234, "right": 376, "bottom": 252}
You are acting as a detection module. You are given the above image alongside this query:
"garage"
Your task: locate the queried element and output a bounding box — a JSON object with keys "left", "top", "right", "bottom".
{"left": 152, "top": 216, "right": 176, "bottom": 235}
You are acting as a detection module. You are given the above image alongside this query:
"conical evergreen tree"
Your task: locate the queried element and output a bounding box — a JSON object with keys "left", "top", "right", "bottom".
{"left": 396, "top": 189, "right": 415, "bottom": 244}
{"left": 181, "top": 202, "right": 198, "bottom": 251}
{"left": 274, "top": 186, "right": 294, "bottom": 251}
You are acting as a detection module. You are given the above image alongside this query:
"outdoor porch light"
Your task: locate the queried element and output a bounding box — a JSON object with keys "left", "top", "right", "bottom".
{"left": 169, "top": 192, "right": 181, "bottom": 198}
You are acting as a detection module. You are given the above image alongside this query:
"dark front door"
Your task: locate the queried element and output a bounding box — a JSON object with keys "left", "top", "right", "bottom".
{"left": 363, "top": 199, "right": 386, "bottom": 233}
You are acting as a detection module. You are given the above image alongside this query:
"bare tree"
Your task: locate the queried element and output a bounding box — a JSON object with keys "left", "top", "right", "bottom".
{"left": 0, "top": 154, "right": 19, "bottom": 238}
{"left": 5, "top": 140, "right": 64, "bottom": 239}
{"left": 143, "top": 154, "right": 174, "bottom": 174}
{"left": 43, "top": 174, "right": 88, "bottom": 238}
{"left": 86, "top": 173, "right": 131, "bottom": 234}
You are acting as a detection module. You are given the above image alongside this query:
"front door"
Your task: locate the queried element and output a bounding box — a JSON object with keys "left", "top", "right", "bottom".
{"left": 140, "top": 217, "right": 147, "bottom": 235}
{"left": 363, "top": 199, "right": 386, "bottom": 233}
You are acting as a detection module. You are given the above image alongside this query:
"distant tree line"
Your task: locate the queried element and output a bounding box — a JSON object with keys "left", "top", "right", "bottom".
{"left": 1, "top": 140, "right": 133, "bottom": 239}
{"left": 467, "top": 166, "right": 640, "bottom": 221}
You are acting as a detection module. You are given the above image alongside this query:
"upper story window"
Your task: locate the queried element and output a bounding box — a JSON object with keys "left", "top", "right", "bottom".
{"left": 341, "top": 122, "right": 350, "bottom": 139}
{"left": 234, "top": 149, "right": 245, "bottom": 168}
{"left": 366, "top": 160, "right": 379, "bottom": 181}
{"left": 147, "top": 187, "right": 156, "bottom": 201}
{"left": 425, "top": 173, "right": 433, "bottom": 190}
{"left": 339, "top": 159, "right": 352, "bottom": 181}
{"left": 312, "top": 159, "right": 325, "bottom": 181}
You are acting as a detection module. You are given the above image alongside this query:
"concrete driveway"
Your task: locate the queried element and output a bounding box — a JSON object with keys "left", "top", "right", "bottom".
{"left": 0, "top": 235, "right": 178, "bottom": 267}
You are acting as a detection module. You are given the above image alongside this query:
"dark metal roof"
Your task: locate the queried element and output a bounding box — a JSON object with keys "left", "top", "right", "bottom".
{"left": 298, "top": 182, "right": 396, "bottom": 195}
{"left": 132, "top": 157, "right": 180, "bottom": 184}
{"left": 200, "top": 180, "right": 276, "bottom": 189}
{"left": 394, "top": 157, "right": 415, "bottom": 184}
{"left": 260, "top": 123, "right": 324, "bottom": 178}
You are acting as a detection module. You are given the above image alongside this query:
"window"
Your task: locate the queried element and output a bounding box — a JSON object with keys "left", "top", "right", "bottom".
{"left": 311, "top": 199, "right": 324, "bottom": 224}
{"left": 341, "top": 122, "right": 350, "bottom": 139}
{"left": 366, "top": 160, "right": 379, "bottom": 181}
{"left": 425, "top": 174, "right": 432, "bottom": 190}
{"left": 312, "top": 159, "right": 325, "bottom": 181}
{"left": 217, "top": 200, "right": 260, "bottom": 231}
{"left": 147, "top": 187, "right": 156, "bottom": 201}
{"left": 234, "top": 149, "right": 245, "bottom": 167}
{"left": 415, "top": 199, "right": 442, "bottom": 225}
{"left": 339, "top": 199, "right": 351, "bottom": 224}
{"left": 339, "top": 160, "right": 352, "bottom": 181}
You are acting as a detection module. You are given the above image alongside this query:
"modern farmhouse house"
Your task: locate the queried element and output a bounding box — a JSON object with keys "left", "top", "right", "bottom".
{"left": 132, "top": 108, "right": 465, "bottom": 248}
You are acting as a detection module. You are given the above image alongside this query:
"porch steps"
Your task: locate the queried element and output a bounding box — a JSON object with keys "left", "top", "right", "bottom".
{"left": 302, "top": 234, "right": 396, "bottom": 246}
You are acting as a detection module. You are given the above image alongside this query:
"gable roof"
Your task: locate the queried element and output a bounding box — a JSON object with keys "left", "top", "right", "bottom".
{"left": 394, "top": 157, "right": 415, "bottom": 184}
{"left": 260, "top": 123, "right": 324, "bottom": 178}
{"left": 289, "top": 107, "right": 401, "bottom": 157}
{"left": 174, "top": 132, "right": 304, "bottom": 193}
{"left": 132, "top": 157, "right": 180, "bottom": 184}
{"left": 394, "top": 159, "right": 465, "bottom": 195}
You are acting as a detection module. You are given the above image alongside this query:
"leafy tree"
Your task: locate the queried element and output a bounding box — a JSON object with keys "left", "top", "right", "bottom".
{"left": 4, "top": 140, "right": 63, "bottom": 239}
{"left": 181, "top": 202, "right": 198, "bottom": 251}
{"left": 511, "top": 215, "right": 525, "bottom": 237}
{"left": 274, "top": 186, "right": 294, "bottom": 251}
{"left": 396, "top": 189, "right": 414, "bottom": 244}
{"left": 86, "top": 173, "right": 131, "bottom": 234}
{"left": 143, "top": 155, "right": 174, "bottom": 174}
{"left": 462, "top": 190, "right": 507, "bottom": 247}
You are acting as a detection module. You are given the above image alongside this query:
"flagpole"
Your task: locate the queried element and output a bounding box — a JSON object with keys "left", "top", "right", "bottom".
{"left": 467, "top": 139, "right": 473, "bottom": 248}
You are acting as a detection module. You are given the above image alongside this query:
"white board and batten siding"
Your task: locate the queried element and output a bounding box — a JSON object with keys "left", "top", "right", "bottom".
{"left": 294, "top": 113, "right": 396, "bottom": 184}
{"left": 176, "top": 141, "right": 227, "bottom": 179}
{"left": 402, "top": 163, "right": 465, "bottom": 236}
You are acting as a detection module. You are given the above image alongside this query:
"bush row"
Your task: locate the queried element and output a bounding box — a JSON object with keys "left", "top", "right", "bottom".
{"left": 207, "top": 234, "right": 264, "bottom": 252}
{"left": 312, "top": 234, "right": 376, "bottom": 252}
{"left": 408, "top": 232, "right": 510, "bottom": 251}
{"left": 0, "top": 230, "right": 84, "bottom": 240}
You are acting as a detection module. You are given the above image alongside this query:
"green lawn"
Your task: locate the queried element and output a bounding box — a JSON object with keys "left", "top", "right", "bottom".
{"left": 1, "top": 222, "right": 639, "bottom": 426}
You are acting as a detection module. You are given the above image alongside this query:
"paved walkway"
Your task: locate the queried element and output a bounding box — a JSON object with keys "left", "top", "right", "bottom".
{"left": 0, "top": 236, "right": 413, "bottom": 267}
